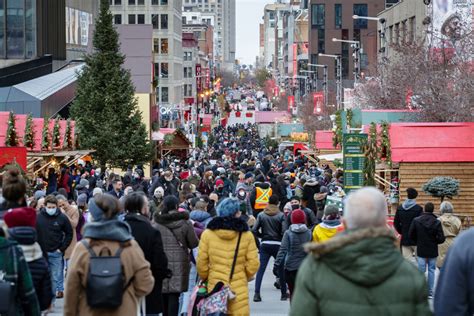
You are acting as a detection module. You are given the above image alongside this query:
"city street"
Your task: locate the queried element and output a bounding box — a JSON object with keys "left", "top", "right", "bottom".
{"left": 48, "top": 259, "right": 290, "bottom": 315}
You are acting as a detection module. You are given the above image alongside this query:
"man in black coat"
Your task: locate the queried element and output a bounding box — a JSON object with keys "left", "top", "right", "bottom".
{"left": 409, "top": 202, "right": 445, "bottom": 297}
{"left": 394, "top": 187, "right": 423, "bottom": 261}
{"left": 124, "top": 192, "right": 169, "bottom": 314}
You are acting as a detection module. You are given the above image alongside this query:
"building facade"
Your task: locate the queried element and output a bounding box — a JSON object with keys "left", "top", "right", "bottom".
{"left": 110, "top": 0, "right": 183, "bottom": 109}
{"left": 263, "top": 3, "right": 288, "bottom": 71}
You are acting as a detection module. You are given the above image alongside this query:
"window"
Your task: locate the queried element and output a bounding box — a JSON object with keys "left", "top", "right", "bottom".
{"left": 161, "top": 0, "right": 168, "bottom": 4}
{"left": 152, "top": 14, "right": 159, "bottom": 29}
{"left": 389, "top": 25, "right": 394, "bottom": 44}
{"left": 152, "top": 0, "right": 158, "bottom": 4}
{"left": 161, "top": 38, "right": 168, "bottom": 54}
{"left": 394, "top": 23, "right": 400, "bottom": 45}
{"left": 353, "top": 4, "right": 368, "bottom": 29}
{"left": 318, "top": 29, "right": 325, "bottom": 53}
{"left": 161, "top": 87, "right": 169, "bottom": 103}
{"left": 342, "top": 29, "right": 349, "bottom": 79}
{"left": 160, "top": 62, "right": 169, "bottom": 78}
{"left": 154, "top": 63, "right": 159, "bottom": 78}
{"left": 409, "top": 17, "right": 416, "bottom": 43}
{"left": 335, "top": 4, "right": 342, "bottom": 29}
{"left": 137, "top": 14, "right": 145, "bottom": 24}
{"left": 182, "top": 16, "right": 186, "bottom": 25}
{"left": 153, "top": 39, "right": 159, "bottom": 53}
{"left": 128, "top": 14, "right": 136, "bottom": 24}
{"left": 311, "top": 4, "right": 325, "bottom": 28}
{"left": 353, "top": 29, "right": 361, "bottom": 42}
{"left": 137, "top": 0, "right": 144, "bottom": 4}
{"left": 161, "top": 14, "right": 168, "bottom": 29}
{"left": 184, "top": 67, "right": 193, "bottom": 78}
{"left": 114, "top": 14, "right": 122, "bottom": 24}
{"left": 110, "top": 0, "right": 121, "bottom": 4}
{"left": 128, "top": 0, "right": 135, "bottom": 4}
{"left": 184, "top": 51, "right": 192, "bottom": 61}
{"left": 401, "top": 20, "right": 407, "bottom": 44}
{"left": 184, "top": 84, "right": 193, "bottom": 97}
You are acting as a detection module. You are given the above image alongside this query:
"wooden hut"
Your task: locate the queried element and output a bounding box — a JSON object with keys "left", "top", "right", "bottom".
{"left": 153, "top": 128, "right": 191, "bottom": 159}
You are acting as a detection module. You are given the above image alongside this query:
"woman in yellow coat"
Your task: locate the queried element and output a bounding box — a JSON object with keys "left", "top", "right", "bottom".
{"left": 197, "top": 198, "right": 260, "bottom": 315}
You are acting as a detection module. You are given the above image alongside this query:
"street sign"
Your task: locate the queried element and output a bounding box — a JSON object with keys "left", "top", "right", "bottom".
{"left": 343, "top": 133, "right": 367, "bottom": 192}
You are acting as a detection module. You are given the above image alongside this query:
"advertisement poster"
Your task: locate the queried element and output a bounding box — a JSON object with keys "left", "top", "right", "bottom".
{"left": 313, "top": 91, "right": 324, "bottom": 114}
{"left": 66, "top": 7, "right": 92, "bottom": 47}
{"left": 433, "top": 0, "right": 472, "bottom": 45}
{"left": 287, "top": 95, "right": 295, "bottom": 112}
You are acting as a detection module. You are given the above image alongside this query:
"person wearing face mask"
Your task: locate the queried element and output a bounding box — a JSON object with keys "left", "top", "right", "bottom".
{"left": 198, "top": 170, "right": 214, "bottom": 196}
{"left": 286, "top": 196, "right": 318, "bottom": 229}
{"left": 159, "top": 170, "right": 180, "bottom": 198}
{"left": 150, "top": 186, "right": 165, "bottom": 217}
{"left": 36, "top": 194, "right": 73, "bottom": 299}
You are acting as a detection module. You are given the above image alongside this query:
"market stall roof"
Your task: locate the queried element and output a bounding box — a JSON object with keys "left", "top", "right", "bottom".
{"left": 315, "top": 130, "right": 340, "bottom": 150}
{"left": 367, "top": 122, "right": 474, "bottom": 163}
{"left": 152, "top": 128, "right": 191, "bottom": 147}
{"left": 255, "top": 111, "right": 291, "bottom": 123}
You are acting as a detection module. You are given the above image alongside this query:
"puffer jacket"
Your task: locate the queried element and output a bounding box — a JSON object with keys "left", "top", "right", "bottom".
{"left": 275, "top": 224, "right": 312, "bottom": 271}
{"left": 190, "top": 210, "right": 213, "bottom": 228}
{"left": 197, "top": 217, "right": 259, "bottom": 315}
{"left": 252, "top": 204, "right": 287, "bottom": 242}
{"left": 437, "top": 213, "right": 461, "bottom": 268}
{"left": 8, "top": 226, "right": 53, "bottom": 311}
{"left": 290, "top": 227, "right": 431, "bottom": 316}
{"left": 312, "top": 219, "right": 345, "bottom": 243}
{"left": 153, "top": 211, "right": 199, "bottom": 293}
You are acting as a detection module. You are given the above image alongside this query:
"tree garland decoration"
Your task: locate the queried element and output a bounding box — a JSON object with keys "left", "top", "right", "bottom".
{"left": 23, "top": 113, "right": 35, "bottom": 150}
{"left": 332, "top": 110, "right": 343, "bottom": 148}
{"left": 52, "top": 116, "right": 61, "bottom": 148}
{"left": 63, "top": 118, "right": 73, "bottom": 149}
{"left": 41, "top": 119, "right": 50, "bottom": 151}
{"left": 74, "top": 126, "right": 80, "bottom": 149}
{"left": 346, "top": 109, "right": 354, "bottom": 129}
{"left": 364, "top": 122, "right": 378, "bottom": 186}
{"left": 380, "top": 121, "right": 392, "bottom": 167}
{"left": 5, "top": 111, "right": 19, "bottom": 147}
{"left": 163, "top": 134, "right": 175, "bottom": 146}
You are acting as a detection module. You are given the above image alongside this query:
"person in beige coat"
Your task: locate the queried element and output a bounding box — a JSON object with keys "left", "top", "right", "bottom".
{"left": 57, "top": 195, "right": 79, "bottom": 261}
{"left": 64, "top": 194, "right": 154, "bottom": 316}
{"left": 437, "top": 201, "right": 462, "bottom": 268}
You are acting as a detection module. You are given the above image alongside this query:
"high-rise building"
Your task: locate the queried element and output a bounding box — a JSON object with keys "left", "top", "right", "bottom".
{"left": 182, "top": 0, "right": 235, "bottom": 71}
{"left": 263, "top": 3, "right": 289, "bottom": 71}
{"left": 110, "top": 0, "right": 183, "bottom": 108}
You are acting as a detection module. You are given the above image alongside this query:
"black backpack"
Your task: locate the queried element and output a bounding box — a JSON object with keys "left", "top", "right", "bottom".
{"left": 82, "top": 240, "right": 129, "bottom": 309}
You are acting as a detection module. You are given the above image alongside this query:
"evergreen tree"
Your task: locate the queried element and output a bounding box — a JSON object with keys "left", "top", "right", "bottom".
{"left": 364, "top": 122, "right": 379, "bottom": 186}
{"left": 423, "top": 176, "right": 460, "bottom": 202}
{"left": 23, "top": 113, "right": 35, "bottom": 150}
{"left": 52, "top": 116, "right": 61, "bottom": 148}
{"left": 41, "top": 119, "right": 50, "bottom": 151}
{"left": 63, "top": 118, "right": 73, "bottom": 149}
{"left": 5, "top": 111, "right": 19, "bottom": 147}
{"left": 70, "top": 0, "right": 153, "bottom": 169}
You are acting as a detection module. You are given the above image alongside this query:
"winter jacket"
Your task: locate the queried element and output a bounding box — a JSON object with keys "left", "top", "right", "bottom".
{"left": 197, "top": 217, "right": 259, "bottom": 315}
{"left": 437, "top": 213, "right": 461, "bottom": 268}
{"left": 394, "top": 200, "right": 423, "bottom": 246}
{"left": 302, "top": 181, "right": 320, "bottom": 213}
{"left": 312, "top": 219, "right": 345, "bottom": 243}
{"left": 252, "top": 204, "right": 286, "bottom": 242}
{"left": 125, "top": 213, "right": 169, "bottom": 314}
{"left": 36, "top": 208, "right": 73, "bottom": 253}
{"left": 153, "top": 211, "right": 199, "bottom": 293}
{"left": 275, "top": 224, "right": 312, "bottom": 271}
{"left": 64, "top": 239, "right": 154, "bottom": 316}
{"left": 8, "top": 226, "right": 53, "bottom": 311}
{"left": 286, "top": 207, "right": 318, "bottom": 229}
{"left": 290, "top": 227, "right": 431, "bottom": 316}
{"left": 0, "top": 237, "right": 41, "bottom": 316}
{"left": 434, "top": 228, "right": 474, "bottom": 315}
{"left": 409, "top": 212, "right": 445, "bottom": 258}
{"left": 62, "top": 204, "right": 80, "bottom": 260}
{"left": 190, "top": 210, "right": 213, "bottom": 228}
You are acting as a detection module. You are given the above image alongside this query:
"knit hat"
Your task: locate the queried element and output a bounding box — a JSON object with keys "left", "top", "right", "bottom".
{"left": 34, "top": 190, "right": 46, "bottom": 200}
{"left": 77, "top": 179, "right": 89, "bottom": 189}
{"left": 215, "top": 179, "right": 224, "bottom": 187}
{"left": 4, "top": 207, "right": 37, "bottom": 228}
{"left": 216, "top": 198, "right": 241, "bottom": 217}
{"left": 88, "top": 199, "right": 104, "bottom": 221}
{"left": 77, "top": 193, "right": 88, "bottom": 207}
{"left": 324, "top": 205, "right": 339, "bottom": 217}
{"left": 244, "top": 172, "right": 254, "bottom": 180}
{"left": 92, "top": 187, "right": 103, "bottom": 197}
{"left": 291, "top": 209, "right": 306, "bottom": 225}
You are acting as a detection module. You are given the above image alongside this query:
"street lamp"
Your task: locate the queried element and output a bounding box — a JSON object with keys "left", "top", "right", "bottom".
{"left": 318, "top": 53, "right": 343, "bottom": 110}
{"left": 332, "top": 38, "right": 362, "bottom": 84}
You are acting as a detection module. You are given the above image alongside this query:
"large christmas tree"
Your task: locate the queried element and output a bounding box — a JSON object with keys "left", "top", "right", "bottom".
{"left": 70, "top": 0, "right": 153, "bottom": 169}
{"left": 5, "top": 111, "right": 18, "bottom": 147}
{"left": 23, "top": 113, "right": 35, "bottom": 149}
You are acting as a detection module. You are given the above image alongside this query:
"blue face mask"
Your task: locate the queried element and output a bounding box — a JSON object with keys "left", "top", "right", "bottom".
{"left": 46, "top": 207, "right": 56, "bottom": 216}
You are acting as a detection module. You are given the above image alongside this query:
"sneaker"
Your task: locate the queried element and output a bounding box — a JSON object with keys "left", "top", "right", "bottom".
{"left": 253, "top": 293, "right": 262, "bottom": 302}
{"left": 56, "top": 291, "right": 64, "bottom": 299}
{"left": 280, "top": 293, "right": 289, "bottom": 301}
{"left": 274, "top": 281, "right": 281, "bottom": 290}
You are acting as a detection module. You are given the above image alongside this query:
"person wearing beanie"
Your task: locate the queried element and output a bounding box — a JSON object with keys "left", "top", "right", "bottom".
{"left": 274, "top": 208, "right": 312, "bottom": 299}
{"left": 286, "top": 196, "right": 318, "bottom": 229}
{"left": 92, "top": 187, "right": 103, "bottom": 197}
{"left": 213, "top": 178, "right": 226, "bottom": 201}
{"left": 75, "top": 178, "right": 90, "bottom": 200}
{"left": 197, "top": 198, "right": 259, "bottom": 315}
{"left": 409, "top": 202, "right": 445, "bottom": 297}
{"left": 34, "top": 190, "right": 47, "bottom": 201}
{"left": 252, "top": 195, "right": 288, "bottom": 302}
{"left": 394, "top": 187, "right": 423, "bottom": 261}
{"left": 4, "top": 207, "right": 54, "bottom": 311}
{"left": 312, "top": 205, "right": 345, "bottom": 243}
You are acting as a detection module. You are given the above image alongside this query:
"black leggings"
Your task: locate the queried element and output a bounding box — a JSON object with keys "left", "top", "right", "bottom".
{"left": 162, "top": 293, "right": 180, "bottom": 316}
{"left": 285, "top": 269, "right": 298, "bottom": 300}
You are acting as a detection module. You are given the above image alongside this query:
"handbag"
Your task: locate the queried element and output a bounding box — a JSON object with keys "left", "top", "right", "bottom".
{"left": 197, "top": 232, "right": 242, "bottom": 315}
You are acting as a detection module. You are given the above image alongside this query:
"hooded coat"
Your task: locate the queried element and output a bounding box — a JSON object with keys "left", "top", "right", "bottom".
{"left": 312, "top": 219, "right": 345, "bottom": 243}
{"left": 197, "top": 217, "right": 259, "bottom": 315}
{"left": 153, "top": 211, "right": 199, "bottom": 293}
{"left": 290, "top": 227, "right": 431, "bottom": 316}
{"left": 275, "top": 224, "right": 312, "bottom": 271}
{"left": 437, "top": 213, "right": 461, "bottom": 268}
{"left": 409, "top": 212, "right": 445, "bottom": 258}
{"left": 394, "top": 200, "right": 423, "bottom": 246}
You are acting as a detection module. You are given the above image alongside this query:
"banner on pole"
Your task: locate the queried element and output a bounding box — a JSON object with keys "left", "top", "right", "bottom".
{"left": 313, "top": 91, "right": 324, "bottom": 114}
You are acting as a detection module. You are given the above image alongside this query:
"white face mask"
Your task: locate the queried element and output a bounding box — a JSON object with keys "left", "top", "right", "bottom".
{"left": 46, "top": 207, "right": 56, "bottom": 216}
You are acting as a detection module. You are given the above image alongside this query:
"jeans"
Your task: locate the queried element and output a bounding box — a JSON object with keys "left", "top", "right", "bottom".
{"left": 180, "top": 262, "right": 197, "bottom": 315}
{"left": 48, "top": 251, "right": 64, "bottom": 294}
{"left": 162, "top": 293, "right": 180, "bottom": 316}
{"left": 255, "top": 243, "right": 287, "bottom": 295}
{"left": 417, "top": 257, "right": 436, "bottom": 296}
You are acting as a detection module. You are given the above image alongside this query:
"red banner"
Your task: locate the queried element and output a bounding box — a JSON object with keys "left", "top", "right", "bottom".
{"left": 205, "top": 68, "right": 210, "bottom": 89}
{"left": 0, "top": 147, "right": 27, "bottom": 171}
{"left": 313, "top": 92, "right": 324, "bottom": 114}
{"left": 196, "top": 64, "right": 202, "bottom": 92}
{"left": 288, "top": 95, "right": 295, "bottom": 112}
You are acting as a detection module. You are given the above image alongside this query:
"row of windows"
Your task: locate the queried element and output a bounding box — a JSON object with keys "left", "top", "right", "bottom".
{"left": 153, "top": 38, "right": 168, "bottom": 54}
{"left": 388, "top": 17, "right": 416, "bottom": 46}
{"left": 184, "top": 0, "right": 222, "bottom": 3}
{"left": 113, "top": 13, "right": 168, "bottom": 30}
{"left": 109, "top": 0, "right": 168, "bottom": 5}
{"left": 311, "top": 4, "right": 368, "bottom": 29}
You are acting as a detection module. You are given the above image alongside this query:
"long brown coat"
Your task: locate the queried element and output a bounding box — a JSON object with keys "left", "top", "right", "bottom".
{"left": 63, "top": 204, "right": 79, "bottom": 260}
{"left": 437, "top": 213, "right": 462, "bottom": 268}
{"left": 63, "top": 238, "right": 154, "bottom": 316}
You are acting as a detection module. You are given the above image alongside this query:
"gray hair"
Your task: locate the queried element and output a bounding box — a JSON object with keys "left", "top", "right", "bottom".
{"left": 344, "top": 187, "right": 387, "bottom": 230}
{"left": 56, "top": 194, "right": 67, "bottom": 201}
{"left": 440, "top": 201, "right": 454, "bottom": 214}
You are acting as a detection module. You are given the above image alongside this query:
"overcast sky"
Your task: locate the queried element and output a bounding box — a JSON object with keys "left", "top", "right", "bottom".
{"left": 236, "top": 0, "right": 275, "bottom": 66}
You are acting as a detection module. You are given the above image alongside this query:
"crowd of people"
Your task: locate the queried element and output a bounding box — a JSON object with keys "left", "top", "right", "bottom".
{"left": 0, "top": 123, "right": 472, "bottom": 316}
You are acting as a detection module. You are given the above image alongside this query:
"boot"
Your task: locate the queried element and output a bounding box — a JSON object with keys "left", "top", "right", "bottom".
{"left": 253, "top": 293, "right": 262, "bottom": 302}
